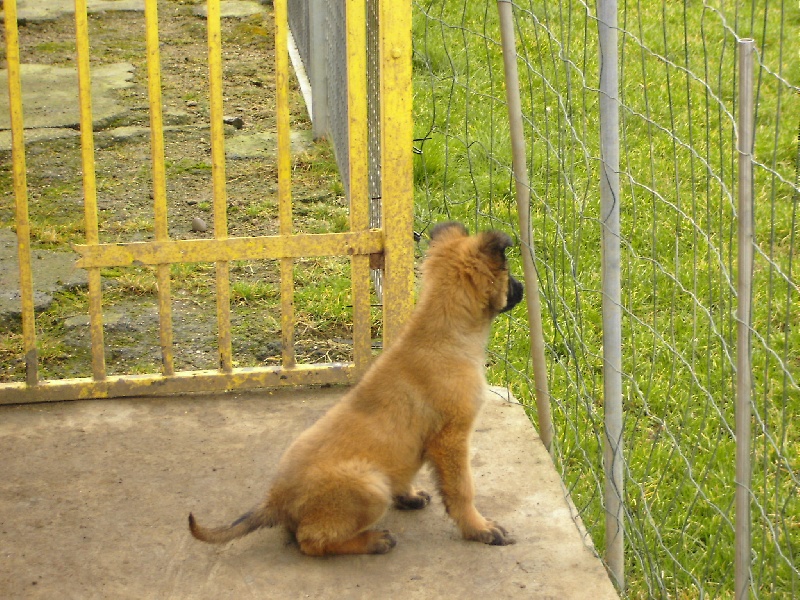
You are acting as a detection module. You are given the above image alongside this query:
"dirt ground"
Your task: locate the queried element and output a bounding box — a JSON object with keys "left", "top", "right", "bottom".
{"left": 0, "top": 386, "right": 618, "bottom": 599}
{"left": 1, "top": 0, "right": 355, "bottom": 383}
{"left": 3, "top": 1, "right": 312, "bottom": 240}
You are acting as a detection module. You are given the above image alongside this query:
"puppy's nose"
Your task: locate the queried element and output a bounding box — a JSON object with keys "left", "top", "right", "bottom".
{"left": 500, "top": 276, "right": 524, "bottom": 313}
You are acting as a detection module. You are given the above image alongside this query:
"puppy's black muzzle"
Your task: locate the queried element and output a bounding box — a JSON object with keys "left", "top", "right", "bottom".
{"left": 500, "top": 276, "right": 524, "bottom": 313}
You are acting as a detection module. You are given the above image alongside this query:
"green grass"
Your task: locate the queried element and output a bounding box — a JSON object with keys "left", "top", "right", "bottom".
{"left": 165, "top": 159, "right": 212, "bottom": 175}
{"left": 412, "top": 0, "right": 799, "bottom": 596}
{"left": 0, "top": 288, "right": 95, "bottom": 382}
{"left": 294, "top": 257, "right": 356, "bottom": 338}
{"left": 33, "top": 41, "right": 75, "bottom": 55}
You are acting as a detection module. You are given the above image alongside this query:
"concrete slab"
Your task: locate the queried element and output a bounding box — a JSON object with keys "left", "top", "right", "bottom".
{"left": 0, "top": 229, "right": 88, "bottom": 321}
{"left": 0, "top": 0, "right": 144, "bottom": 22}
{"left": 0, "top": 127, "right": 79, "bottom": 151}
{"left": 0, "top": 63, "right": 135, "bottom": 136}
{"left": 226, "top": 130, "right": 314, "bottom": 160}
{"left": 0, "top": 386, "right": 618, "bottom": 599}
{"left": 192, "top": 1, "right": 266, "bottom": 19}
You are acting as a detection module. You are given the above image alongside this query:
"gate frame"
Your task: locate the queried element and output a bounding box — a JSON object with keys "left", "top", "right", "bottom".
{"left": 0, "top": 0, "right": 413, "bottom": 405}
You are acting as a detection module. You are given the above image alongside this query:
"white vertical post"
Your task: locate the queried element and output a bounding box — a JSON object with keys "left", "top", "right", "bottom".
{"left": 597, "top": 0, "right": 624, "bottom": 590}
{"left": 735, "top": 37, "right": 755, "bottom": 600}
{"left": 496, "top": 0, "right": 554, "bottom": 453}
{"left": 309, "top": 0, "right": 329, "bottom": 138}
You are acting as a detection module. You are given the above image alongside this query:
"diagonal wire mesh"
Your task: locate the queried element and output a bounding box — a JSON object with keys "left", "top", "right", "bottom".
{"left": 411, "top": 0, "right": 799, "bottom": 596}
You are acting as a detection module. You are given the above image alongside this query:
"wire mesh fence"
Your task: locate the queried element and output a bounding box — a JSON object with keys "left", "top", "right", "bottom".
{"left": 411, "top": 0, "right": 798, "bottom": 596}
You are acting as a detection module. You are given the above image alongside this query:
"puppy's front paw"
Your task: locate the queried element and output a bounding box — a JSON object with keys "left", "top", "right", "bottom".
{"left": 393, "top": 490, "right": 432, "bottom": 510}
{"left": 465, "top": 520, "right": 515, "bottom": 546}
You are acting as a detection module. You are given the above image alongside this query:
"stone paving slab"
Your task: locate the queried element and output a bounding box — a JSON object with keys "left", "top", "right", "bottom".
{"left": 0, "top": 229, "right": 88, "bottom": 320}
{"left": 1, "top": 0, "right": 144, "bottom": 23}
{"left": 0, "top": 63, "right": 135, "bottom": 146}
{"left": 0, "top": 0, "right": 264, "bottom": 22}
{"left": 192, "top": 0, "right": 265, "bottom": 19}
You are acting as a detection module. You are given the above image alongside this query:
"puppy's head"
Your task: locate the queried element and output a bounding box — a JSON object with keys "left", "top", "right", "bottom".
{"left": 425, "top": 222, "right": 524, "bottom": 319}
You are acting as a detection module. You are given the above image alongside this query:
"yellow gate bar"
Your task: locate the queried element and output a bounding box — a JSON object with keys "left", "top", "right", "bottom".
{"left": 275, "top": 0, "right": 295, "bottom": 368}
{"left": 346, "top": 0, "right": 372, "bottom": 373}
{"left": 207, "top": 0, "right": 228, "bottom": 240}
{"left": 75, "top": 0, "right": 108, "bottom": 382}
{"left": 3, "top": 0, "right": 38, "bottom": 386}
{"left": 206, "top": 0, "right": 233, "bottom": 373}
{"left": 0, "top": 364, "right": 357, "bottom": 405}
{"left": 74, "top": 230, "right": 384, "bottom": 268}
{"left": 144, "top": 0, "right": 175, "bottom": 375}
{"left": 379, "top": 0, "right": 415, "bottom": 347}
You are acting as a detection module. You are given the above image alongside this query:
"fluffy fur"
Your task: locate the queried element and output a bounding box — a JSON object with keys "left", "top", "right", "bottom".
{"left": 188, "top": 222, "right": 524, "bottom": 556}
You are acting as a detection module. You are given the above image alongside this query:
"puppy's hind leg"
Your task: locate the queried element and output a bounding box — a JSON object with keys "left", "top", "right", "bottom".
{"left": 295, "top": 462, "right": 397, "bottom": 557}
{"left": 393, "top": 487, "right": 432, "bottom": 510}
{"left": 298, "top": 528, "right": 398, "bottom": 557}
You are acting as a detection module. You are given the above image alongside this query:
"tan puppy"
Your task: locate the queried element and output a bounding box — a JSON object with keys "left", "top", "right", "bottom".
{"left": 189, "top": 222, "right": 523, "bottom": 556}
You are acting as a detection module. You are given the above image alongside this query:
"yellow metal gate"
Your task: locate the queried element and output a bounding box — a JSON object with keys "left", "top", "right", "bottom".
{"left": 0, "top": 0, "right": 413, "bottom": 404}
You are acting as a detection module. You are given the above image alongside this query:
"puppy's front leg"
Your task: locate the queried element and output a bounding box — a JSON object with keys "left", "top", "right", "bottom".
{"left": 426, "top": 427, "right": 514, "bottom": 546}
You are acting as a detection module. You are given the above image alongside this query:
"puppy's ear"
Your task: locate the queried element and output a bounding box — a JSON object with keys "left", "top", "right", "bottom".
{"left": 429, "top": 221, "right": 468, "bottom": 244}
{"left": 478, "top": 230, "right": 514, "bottom": 262}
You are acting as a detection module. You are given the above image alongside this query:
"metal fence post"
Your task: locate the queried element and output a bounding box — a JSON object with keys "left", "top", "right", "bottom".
{"left": 735, "top": 37, "right": 755, "bottom": 600}
{"left": 379, "top": 0, "right": 414, "bottom": 347}
{"left": 597, "top": 0, "right": 624, "bottom": 590}
{"left": 496, "top": 0, "right": 554, "bottom": 453}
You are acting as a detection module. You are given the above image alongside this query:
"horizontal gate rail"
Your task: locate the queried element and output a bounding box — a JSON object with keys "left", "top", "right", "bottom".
{"left": 73, "top": 231, "right": 385, "bottom": 268}
{"left": 0, "top": 365, "right": 356, "bottom": 405}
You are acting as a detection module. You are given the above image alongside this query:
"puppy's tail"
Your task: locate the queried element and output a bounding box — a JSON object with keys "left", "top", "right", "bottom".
{"left": 188, "top": 502, "right": 276, "bottom": 544}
